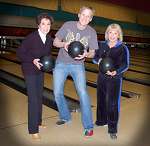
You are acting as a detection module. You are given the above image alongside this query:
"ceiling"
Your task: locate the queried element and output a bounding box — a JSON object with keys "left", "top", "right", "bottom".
{"left": 100, "top": 0, "right": 150, "bottom": 13}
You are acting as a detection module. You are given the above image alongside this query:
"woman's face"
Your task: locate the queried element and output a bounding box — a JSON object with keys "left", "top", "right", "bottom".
{"left": 108, "top": 28, "right": 119, "bottom": 43}
{"left": 38, "top": 18, "right": 51, "bottom": 34}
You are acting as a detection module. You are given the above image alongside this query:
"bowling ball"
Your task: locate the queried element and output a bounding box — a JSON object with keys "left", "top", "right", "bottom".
{"left": 99, "top": 57, "right": 114, "bottom": 73}
{"left": 40, "top": 55, "right": 55, "bottom": 72}
{"left": 68, "top": 41, "right": 84, "bottom": 58}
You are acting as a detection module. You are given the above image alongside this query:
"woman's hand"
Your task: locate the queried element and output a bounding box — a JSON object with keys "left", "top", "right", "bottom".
{"left": 33, "top": 59, "right": 43, "bottom": 70}
{"left": 106, "top": 70, "right": 117, "bottom": 76}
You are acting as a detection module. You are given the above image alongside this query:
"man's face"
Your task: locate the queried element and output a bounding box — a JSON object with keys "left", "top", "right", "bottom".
{"left": 78, "top": 9, "right": 93, "bottom": 26}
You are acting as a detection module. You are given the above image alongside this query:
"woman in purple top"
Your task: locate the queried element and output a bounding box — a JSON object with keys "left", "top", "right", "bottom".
{"left": 17, "top": 13, "right": 53, "bottom": 140}
{"left": 93, "top": 23, "right": 130, "bottom": 139}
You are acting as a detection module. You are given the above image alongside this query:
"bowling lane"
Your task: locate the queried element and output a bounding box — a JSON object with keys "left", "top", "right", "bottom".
{"left": 0, "top": 55, "right": 149, "bottom": 109}
{"left": 86, "top": 69, "right": 150, "bottom": 87}
{"left": 128, "top": 65, "right": 150, "bottom": 74}
{"left": 0, "top": 83, "right": 58, "bottom": 129}
{"left": 85, "top": 62, "right": 150, "bottom": 83}
{"left": 85, "top": 61, "right": 150, "bottom": 74}
{"left": 0, "top": 58, "right": 97, "bottom": 106}
{"left": 0, "top": 53, "right": 150, "bottom": 146}
{"left": 1, "top": 51, "right": 149, "bottom": 107}
{"left": 1, "top": 51, "right": 150, "bottom": 100}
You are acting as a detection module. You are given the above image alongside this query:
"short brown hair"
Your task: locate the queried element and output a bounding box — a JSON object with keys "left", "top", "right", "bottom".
{"left": 36, "top": 13, "right": 54, "bottom": 25}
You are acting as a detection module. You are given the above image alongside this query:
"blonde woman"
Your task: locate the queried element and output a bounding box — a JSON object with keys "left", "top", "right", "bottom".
{"left": 93, "top": 23, "right": 130, "bottom": 139}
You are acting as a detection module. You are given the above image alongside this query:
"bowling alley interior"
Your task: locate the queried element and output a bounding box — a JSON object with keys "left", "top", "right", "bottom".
{"left": 0, "top": 0, "right": 150, "bottom": 146}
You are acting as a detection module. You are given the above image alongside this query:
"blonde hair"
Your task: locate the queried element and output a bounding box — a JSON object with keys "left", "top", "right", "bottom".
{"left": 79, "top": 6, "right": 95, "bottom": 18}
{"left": 105, "top": 23, "right": 123, "bottom": 42}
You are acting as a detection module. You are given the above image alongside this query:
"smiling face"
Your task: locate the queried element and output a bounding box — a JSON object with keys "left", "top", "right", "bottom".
{"left": 108, "top": 28, "right": 119, "bottom": 43}
{"left": 78, "top": 8, "right": 93, "bottom": 27}
{"left": 105, "top": 24, "right": 123, "bottom": 43}
{"left": 38, "top": 18, "right": 51, "bottom": 35}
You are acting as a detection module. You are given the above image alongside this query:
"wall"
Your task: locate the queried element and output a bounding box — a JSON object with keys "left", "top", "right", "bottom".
{"left": 0, "top": 0, "right": 150, "bottom": 38}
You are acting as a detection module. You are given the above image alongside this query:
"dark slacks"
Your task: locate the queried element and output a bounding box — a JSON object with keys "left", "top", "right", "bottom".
{"left": 96, "top": 73, "right": 122, "bottom": 134}
{"left": 25, "top": 73, "right": 44, "bottom": 134}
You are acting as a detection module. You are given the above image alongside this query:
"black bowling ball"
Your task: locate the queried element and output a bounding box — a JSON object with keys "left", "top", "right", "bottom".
{"left": 68, "top": 41, "right": 84, "bottom": 58}
{"left": 40, "top": 55, "right": 55, "bottom": 72}
{"left": 99, "top": 57, "right": 114, "bottom": 73}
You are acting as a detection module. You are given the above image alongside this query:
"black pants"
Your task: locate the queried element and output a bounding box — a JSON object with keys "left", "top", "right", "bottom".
{"left": 25, "top": 73, "right": 44, "bottom": 134}
{"left": 96, "top": 73, "right": 122, "bottom": 134}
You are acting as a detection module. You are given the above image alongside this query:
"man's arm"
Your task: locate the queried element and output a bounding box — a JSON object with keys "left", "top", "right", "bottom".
{"left": 53, "top": 37, "right": 65, "bottom": 48}
{"left": 53, "top": 37, "right": 69, "bottom": 51}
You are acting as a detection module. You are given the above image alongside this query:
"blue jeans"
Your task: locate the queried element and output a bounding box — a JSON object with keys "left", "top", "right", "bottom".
{"left": 53, "top": 63, "right": 93, "bottom": 130}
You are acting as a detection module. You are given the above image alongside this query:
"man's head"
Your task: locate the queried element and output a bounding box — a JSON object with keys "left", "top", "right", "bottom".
{"left": 78, "top": 6, "right": 95, "bottom": 27}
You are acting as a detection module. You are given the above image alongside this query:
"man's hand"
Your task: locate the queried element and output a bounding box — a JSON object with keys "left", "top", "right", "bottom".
{"left": 74, "top": 50, "right": 88, "bottom": 60}
{"left": 63, "top": 42, "right": 70, "bottom": 52}
{"left": 86, "top": 49, "right": 95, "bottom": 58}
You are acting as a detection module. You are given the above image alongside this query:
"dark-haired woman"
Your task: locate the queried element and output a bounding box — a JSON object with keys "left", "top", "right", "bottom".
{"left": 17, "top": 13, "right": 53, "bottom": 140}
